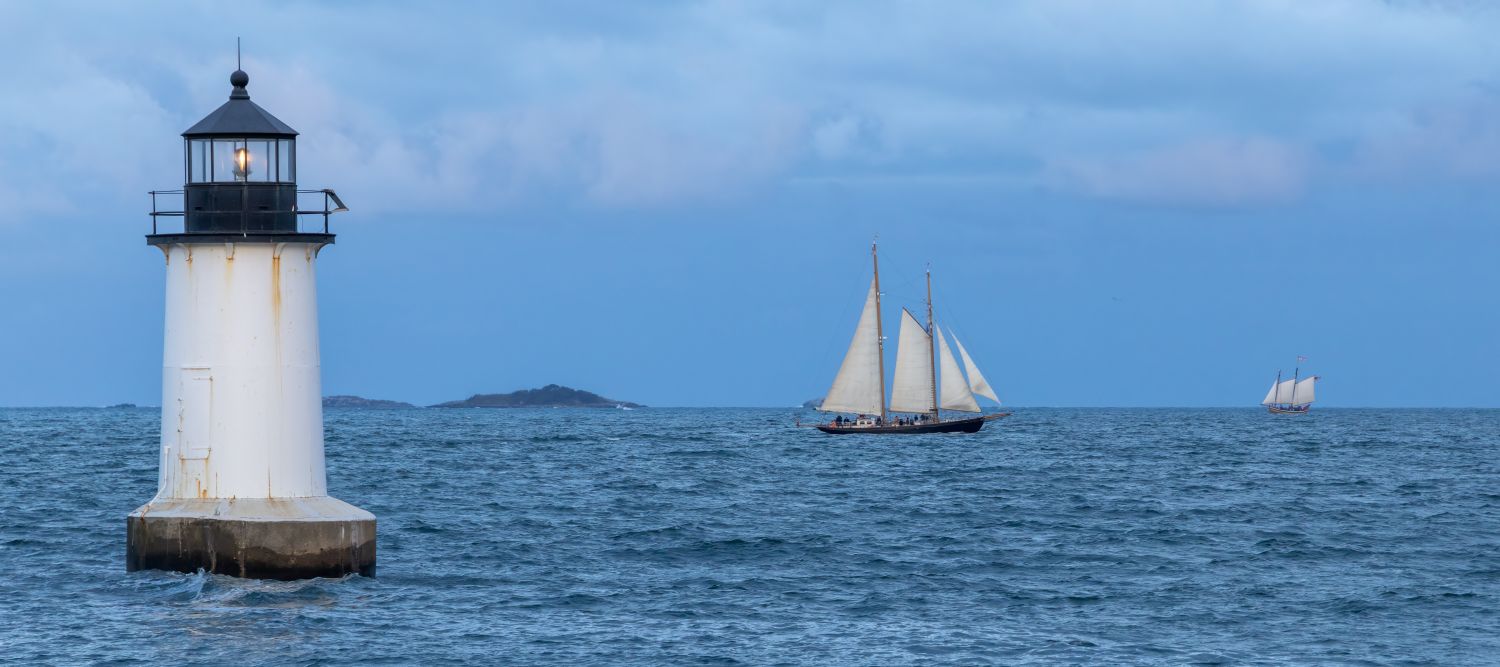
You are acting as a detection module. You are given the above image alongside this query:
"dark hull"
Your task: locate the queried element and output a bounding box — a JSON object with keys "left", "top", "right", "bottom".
{"left": 815, "top": 413, "right": 1008, "bottom": 435}
{"left": 1266, "top": 405, "right": 1310, "bottom": 414}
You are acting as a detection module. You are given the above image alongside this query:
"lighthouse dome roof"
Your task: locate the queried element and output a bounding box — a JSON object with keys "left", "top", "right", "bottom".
{"left": 183, "top": 69, "right": 298, "bottom": 138}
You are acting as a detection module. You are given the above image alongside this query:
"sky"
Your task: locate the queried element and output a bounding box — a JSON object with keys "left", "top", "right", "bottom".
{"left": 1, "top": 1, "right": 1498, "bottom": 407}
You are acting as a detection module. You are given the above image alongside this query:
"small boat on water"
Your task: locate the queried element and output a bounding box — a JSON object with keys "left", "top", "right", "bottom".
{"left": 1262, "top": 358, "right": 1318, "bottom": 414}
{"left": 809, "top": 243, "right": 1008, "bottom": 435}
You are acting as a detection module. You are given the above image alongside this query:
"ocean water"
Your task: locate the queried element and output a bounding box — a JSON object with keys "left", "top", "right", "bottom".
{"left": 0, "top": 407, "right": 1495, "bottom": 665}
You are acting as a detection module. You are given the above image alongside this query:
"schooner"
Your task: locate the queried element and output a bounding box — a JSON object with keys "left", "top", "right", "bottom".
{"left": 1262, "top": 358, "right": 1318, "bottom": 414}
{"left": 813, "top": 244, "right": 1008, "bottom": 434}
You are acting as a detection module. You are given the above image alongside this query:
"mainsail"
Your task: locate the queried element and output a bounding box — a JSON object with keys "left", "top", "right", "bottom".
{"left": 952, "top": 333, "right": 999, "bottom": 404}
{"left": 935, "top": 324, "right": 980, "bottom": 412}
{"left": 1292, "top": 377, "right": 1316, "bottom": 406}
{"left": 889, "top": 309, "right": 935, "bottom": 414}
{"left": 819, "top": 279, "right": 885, "bottom": 414}
{"left": 1261, "top": 379, "right": 1298, "bottom": 405}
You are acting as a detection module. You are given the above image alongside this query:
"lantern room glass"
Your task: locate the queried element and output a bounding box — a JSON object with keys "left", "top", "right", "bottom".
{"left": 188, "top": 139, "right": 210, "bottom": 182}
{"left": 187, "top": 138, "right": 294, "bottom": 183}
{"left": 277, "top": 139, "right": 294, "bottom": 182}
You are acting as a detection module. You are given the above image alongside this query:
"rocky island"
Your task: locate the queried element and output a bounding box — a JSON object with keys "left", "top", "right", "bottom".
{"left": 432, "top": 384, "right": 643, "bottom": 409}
{"left": 322, "top": 395, "right": 417, "bottom": 409}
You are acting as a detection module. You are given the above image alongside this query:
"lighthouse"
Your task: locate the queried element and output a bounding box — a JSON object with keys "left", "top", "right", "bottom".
{"left": 126, "top": 67, "right": 375, "bottom": 579}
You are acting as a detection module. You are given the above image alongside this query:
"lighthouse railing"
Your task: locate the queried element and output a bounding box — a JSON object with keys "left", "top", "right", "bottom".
{"left": 148, "top": 188, "right": 347, "bottom": 236}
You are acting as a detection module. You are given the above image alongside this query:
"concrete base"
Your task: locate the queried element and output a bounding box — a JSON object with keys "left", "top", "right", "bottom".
{"left": 126, "top": 496, "right": 375, "bottom": 580}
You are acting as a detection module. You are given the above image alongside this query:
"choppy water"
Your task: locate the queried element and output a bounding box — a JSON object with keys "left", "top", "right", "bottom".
{"left": 0, "top": 408, "right": 1495, "bottom": 665}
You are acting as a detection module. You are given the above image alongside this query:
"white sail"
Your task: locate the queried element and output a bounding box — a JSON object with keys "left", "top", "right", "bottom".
{"left": 952, "top": 333, "right": 999, "bottom": 404}
{"left": 1262, "top": 378, "right": 1297, "bottom": 405}
{"left": 1260, "top": 381, "right": 1280, "bottom": 406}
{"left": 819, "top": 279, "right": 885, "bottom": 414}
{"left": 1276, "top": 379, "right": 1297, "bottom": 403}
{"left": 935, "top": 325, "right": 980, "bottom": 412}
{"left": 889, "top": 309, "right": 935, "bottom": 414}
{"left": 1293, "top": 377, "right": 1316, "bottom": 406}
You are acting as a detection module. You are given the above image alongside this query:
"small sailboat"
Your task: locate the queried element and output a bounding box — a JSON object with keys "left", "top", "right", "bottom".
{"left": 812, "top": 243, "right": 1009, "bottom": 434}
{"left": 1262, "top": 358, "right": 1318, "bottom": 414}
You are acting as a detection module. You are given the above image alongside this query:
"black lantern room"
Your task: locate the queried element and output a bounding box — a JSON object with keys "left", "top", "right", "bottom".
{"left": 149, "top": 68, "right": 343, "bottom": 245}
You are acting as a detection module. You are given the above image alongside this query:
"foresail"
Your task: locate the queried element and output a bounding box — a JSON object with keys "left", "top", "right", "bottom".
{"left": 1293, "top": 377, "right": 1316, "bottom": 406}
{"left": 889, "top": 309, "right": 935, "bottom": 413}
{"left": 952, "top": 333, "right": 1000, "bottom": 404}
{"left": 1260, "top": 381, "right": 1280, "bottom": 406}
{"left": 819, "top": 279, "right": 885, "bottom": 414}
{"left": 936, "top": 324, "right": 980, "bottom": 412}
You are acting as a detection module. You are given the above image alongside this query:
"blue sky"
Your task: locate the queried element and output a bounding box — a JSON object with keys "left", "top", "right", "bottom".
{"left": 1, "top": 1, "right": 1498, "bottom": 407}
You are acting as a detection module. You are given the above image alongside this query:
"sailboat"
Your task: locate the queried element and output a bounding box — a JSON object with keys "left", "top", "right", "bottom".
{"left": 1262, "top": 359, "right": 1318, "bottom": 414}
{"left": 812, "top": 243, "right": 1009, "bottom": 434}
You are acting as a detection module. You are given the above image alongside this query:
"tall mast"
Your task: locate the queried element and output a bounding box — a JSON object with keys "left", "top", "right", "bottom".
{"left": 926, "top": 266, "right": 939, "bottom": 420}
{"left": 1274, "top": 369, "right": 1282, "bottom": 406}
{"left": 1290, "top": 361, "right": 1300, "bottom": 406}
{"left": 873, "top": 243, "right": 888, "bottom": 424}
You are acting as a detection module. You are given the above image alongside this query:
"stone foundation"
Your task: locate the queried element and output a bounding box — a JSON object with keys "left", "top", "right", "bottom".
{"left": 126, "top": 497, "right": 375, "bottom": 580}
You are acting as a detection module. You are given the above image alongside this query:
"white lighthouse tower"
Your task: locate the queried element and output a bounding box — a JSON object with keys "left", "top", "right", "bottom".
{"left": 127, "top": 67, "right": 375, "bottom": 579}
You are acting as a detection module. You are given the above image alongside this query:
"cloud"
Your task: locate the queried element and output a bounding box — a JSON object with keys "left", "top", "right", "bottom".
{"left": 0, "top": 47, "right": 181, "bottom": 225}
{"left": 283, "top": 90, "right": 806, "bottom": 212}
{"left": 1350, "top": 89, "right": 1500, "bottom": 182}
{"left": 1045, "top": 137, "right": 1310, "bottom": 207}
{"left": 1, "top": 0, "right": 1499, "bottom": 222}
{"left": 811, "top": 114, "right": 884, "bottom": 162}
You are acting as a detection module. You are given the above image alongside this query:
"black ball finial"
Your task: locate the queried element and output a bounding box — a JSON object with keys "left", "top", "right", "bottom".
{"left": 229, "top": 69, "right": 250, "bottom": 100}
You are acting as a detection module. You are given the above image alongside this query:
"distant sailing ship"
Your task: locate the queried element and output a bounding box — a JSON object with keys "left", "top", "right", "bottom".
{"left": 812, "top": 243, "right": 1009, "bottom": 434}
{"left": 1262, "top": 357, "right": 1318, "bottom": 414}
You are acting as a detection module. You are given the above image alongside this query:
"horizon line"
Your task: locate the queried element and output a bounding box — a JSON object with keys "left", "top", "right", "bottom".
{"left": 4, "top": 404, "right": 1499, "bottom": 410}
